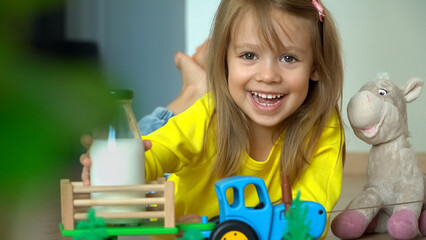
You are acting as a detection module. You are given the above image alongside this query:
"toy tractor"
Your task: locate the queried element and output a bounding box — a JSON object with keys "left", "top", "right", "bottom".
{"left": 209, "top": 176, "right": 327, "bottom": 240}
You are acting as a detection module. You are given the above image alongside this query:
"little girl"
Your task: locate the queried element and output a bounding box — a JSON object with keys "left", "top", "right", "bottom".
{"left": 82, "top": 0, "right": 345, "bottom": 238}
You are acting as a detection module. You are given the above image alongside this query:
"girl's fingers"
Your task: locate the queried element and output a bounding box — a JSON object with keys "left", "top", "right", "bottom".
{"left": 80, "top": 134, "right": 93, "bottom": 149}
{"left": 81, "top": 166, "right": 91, "bottom": 186}
{"left": 143, "top": 140, "right": 152, "bottom": 151}
{"left": 80, "top": 135, "right": 93, "bottom": 186}
{"left": 176, "top": 213, "right": 201, "bottom": 237}
{"left": 176, "top": 213, "right": 202, "bottom": 223}
{"left": 79, "top": 153, "right": 92, "bottom": 167}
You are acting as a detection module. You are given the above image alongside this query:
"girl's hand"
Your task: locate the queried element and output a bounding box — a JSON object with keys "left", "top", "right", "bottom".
{"left": 80, "top": 152, "right": 92, "bottom": 186}
{"left": 79, "top": 135, "right": 152, "bottom": 186}
{"left": 80, "top": 135, "right": 93, "bottom": 186}
{"left": 177, "top": 213, "right": 202, "bottom": 223}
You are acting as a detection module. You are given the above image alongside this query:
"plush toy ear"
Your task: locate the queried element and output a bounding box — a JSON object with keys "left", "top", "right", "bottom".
{"left": 403, "top": 77, "right": 424, "bottom": 103}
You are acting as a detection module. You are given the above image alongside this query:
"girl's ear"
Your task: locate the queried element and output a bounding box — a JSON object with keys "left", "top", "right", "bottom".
{"left": 310, "top": 66, "right": 320, "bottom": 81}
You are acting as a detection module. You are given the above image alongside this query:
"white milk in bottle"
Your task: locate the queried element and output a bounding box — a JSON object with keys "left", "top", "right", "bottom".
{"left": 90, "top": 89, "right": 145, "bottom": 224}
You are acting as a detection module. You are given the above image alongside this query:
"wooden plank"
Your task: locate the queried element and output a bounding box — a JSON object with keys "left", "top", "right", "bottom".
{"left": 71, "top": 182, "right": 84, "bottom": 187}
{"left": 164, "top": 181, "right": 175, "bottom": 228}
{"left": 60, "top": 179, "right": 75, "bottom": 230}
{"left": 74, "top": 211, "right": 165, "bottom": 220}
{"left": 73, "top": 183, "right": 164, "bottom": 193}
{"left": 74, "top": 197, "right": 165, "bottom": 207}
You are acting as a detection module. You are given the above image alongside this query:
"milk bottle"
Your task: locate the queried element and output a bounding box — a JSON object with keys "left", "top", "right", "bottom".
{"left": 90, "top": 89, "right": 145, "bottom": 224}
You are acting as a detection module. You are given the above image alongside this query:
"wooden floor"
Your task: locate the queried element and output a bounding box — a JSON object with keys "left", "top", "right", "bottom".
{"left": 14, "top": 173, "right": 425, "bottom": 240}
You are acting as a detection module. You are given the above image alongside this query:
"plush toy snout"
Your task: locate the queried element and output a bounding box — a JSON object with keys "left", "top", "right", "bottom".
{"left": 347, "top": 90, "right": 383, "bottom": 131}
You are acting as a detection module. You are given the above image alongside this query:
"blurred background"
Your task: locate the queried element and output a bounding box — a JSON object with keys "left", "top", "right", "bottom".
{"left": 66, "top": 0, "right": 426, "bottom": 152}
{"left": 1, "top": 0, "right": 425, "bottom": 239}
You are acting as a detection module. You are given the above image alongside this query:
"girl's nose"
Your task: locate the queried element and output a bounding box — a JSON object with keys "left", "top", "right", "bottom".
{"left": 255, "top": 60, "right": 281, "bottom": 83}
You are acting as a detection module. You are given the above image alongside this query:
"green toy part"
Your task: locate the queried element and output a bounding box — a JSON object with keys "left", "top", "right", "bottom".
{"left": 283, "top": 191, "right": 313, "bottom": 240}
{"left": 177, "top": 228, "right": 205, "bottom": 240}
{"left": 74, "top": 208, "right": 109, "bottom": 240}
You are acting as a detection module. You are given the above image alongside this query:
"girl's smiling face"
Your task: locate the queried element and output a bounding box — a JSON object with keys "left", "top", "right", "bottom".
{"left": 226, "top": 8, "right": 319, "bottom": 132}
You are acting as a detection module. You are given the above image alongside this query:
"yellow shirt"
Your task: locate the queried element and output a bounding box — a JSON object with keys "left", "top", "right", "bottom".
{"left": 143, "top": 93, "right": 343, "bottom": 238}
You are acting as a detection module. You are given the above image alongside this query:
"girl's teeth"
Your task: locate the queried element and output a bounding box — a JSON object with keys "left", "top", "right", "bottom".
{"left": 251, "top": 91, "right": 283, "bottom": 99}
{"left": 251, "top": 91, "right": 284, "bottom": 106}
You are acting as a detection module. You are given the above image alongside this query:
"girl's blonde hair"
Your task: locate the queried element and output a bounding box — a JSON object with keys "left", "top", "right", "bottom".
{"left": 206, "top": 0, "right": 345, "bottom": 184}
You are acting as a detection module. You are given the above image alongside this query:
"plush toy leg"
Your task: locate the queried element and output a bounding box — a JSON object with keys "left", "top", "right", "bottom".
{"left": 364, "top": 213, "right": 379, "bottom": 234}
{"left": 387, "top": 209, "right": 418, "bottom": 240}
{"left": 331, "top": 210, "right": 369, "bottom": 239}
{"left": 421, "top": 174, "right": 426, "bottom": 236}
{"left": 388, "top": 175, "right": 423, "bottom": 240}
{"left": 331, "top": 188, "right": 383, "bottom": 239}
{"left": 369, "top": 210, "right": 390, "bottom": 233}
{"left": 419, "top": 209, "right": 426, "bottom": 236}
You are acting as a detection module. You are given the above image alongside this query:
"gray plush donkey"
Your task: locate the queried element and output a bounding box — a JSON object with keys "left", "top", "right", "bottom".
{"left": 331, "top": 73, "right": 425, "bottom": 239}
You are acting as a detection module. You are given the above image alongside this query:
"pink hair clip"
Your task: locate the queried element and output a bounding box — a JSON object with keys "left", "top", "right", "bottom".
{"left": 312, "top": 0, "right": 325, "bottom": 22}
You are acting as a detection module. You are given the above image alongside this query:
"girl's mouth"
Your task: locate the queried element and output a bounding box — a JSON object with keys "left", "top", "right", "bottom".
{"left": 251, "top": 91, "right": 284, "bottom": 106}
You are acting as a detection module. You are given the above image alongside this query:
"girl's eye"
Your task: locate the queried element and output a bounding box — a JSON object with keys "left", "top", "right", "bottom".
{"left": 280, "top": 55, "right": 296, "bottom": 63}
{"left": 241, "top": 53, "right": 257, "bottom": 60}
{"left": 378, "top": 89, "right": 388, "bottom": 96}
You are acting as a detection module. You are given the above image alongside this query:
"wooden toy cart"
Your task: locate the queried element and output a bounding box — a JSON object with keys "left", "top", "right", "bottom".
{"left": 59, "top": 178, "right": 184, "bottom": 237}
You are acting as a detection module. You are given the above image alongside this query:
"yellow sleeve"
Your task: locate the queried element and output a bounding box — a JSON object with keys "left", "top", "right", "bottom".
{"left": 142, "top": 93, "right": 214, "bottom": 181}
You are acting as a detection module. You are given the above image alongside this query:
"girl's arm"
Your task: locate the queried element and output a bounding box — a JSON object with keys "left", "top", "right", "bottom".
{"left": 143, "top": 93, "right": 214, "bottom": 181}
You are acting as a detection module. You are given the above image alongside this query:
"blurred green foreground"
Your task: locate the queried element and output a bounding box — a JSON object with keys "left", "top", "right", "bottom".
{"left": 0, "top": 1, "right": 121, "bottom": 239}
